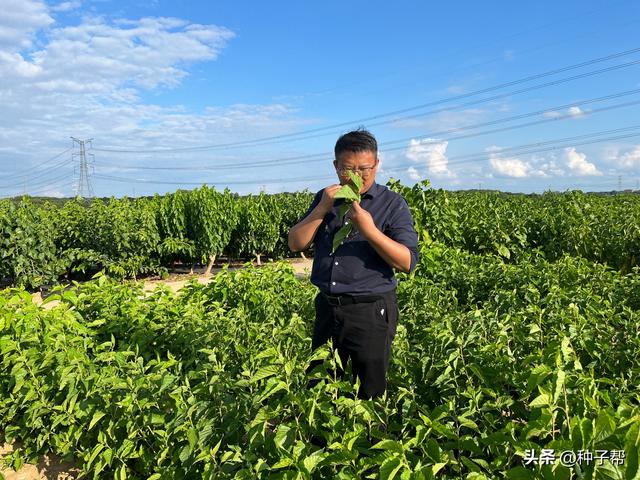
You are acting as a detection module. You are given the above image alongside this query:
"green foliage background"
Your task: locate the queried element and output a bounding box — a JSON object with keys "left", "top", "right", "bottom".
{"left": 1, "top": 181, "right": 640, "bottom": 478}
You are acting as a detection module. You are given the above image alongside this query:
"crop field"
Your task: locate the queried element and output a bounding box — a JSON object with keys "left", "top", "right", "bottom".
{"left": 1, "top": 181, "right": 640, "bottom": 479}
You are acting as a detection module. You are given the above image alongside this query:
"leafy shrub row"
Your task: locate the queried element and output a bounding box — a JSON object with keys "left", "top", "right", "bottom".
{"left": 0, "top": 188, "right": 314, "bottom": 288}
{"left": 1, "top": 254, "right": 639, "bottom": 478}
{"left": 3, "top": 180, "right": 640, "bottom": 289}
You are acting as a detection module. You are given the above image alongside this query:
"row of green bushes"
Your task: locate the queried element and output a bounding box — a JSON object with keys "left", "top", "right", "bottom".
{"left": 392, "top": 180, "right": 640, "bottom": 272}
{"left": 0, "top": 188, "right": 313, "bottom": 289}
{"left": 2, "top": 180, "right": 639, "bottom": 289}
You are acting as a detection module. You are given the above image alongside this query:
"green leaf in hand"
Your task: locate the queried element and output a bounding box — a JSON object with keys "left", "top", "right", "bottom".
{"left": 334, "top": 184, "right": 360, "bottom": 202}
{"left": 332, "top": 223, "right": 352, "bottom": 253}
{"left": 337, "top": 202, "right": 350, "bottom": 219}
{"left": 331, "top": 171, "right": 363, "bottom": 254}
{"left": 334, "top": 171, "right": 363, "bottom": 201}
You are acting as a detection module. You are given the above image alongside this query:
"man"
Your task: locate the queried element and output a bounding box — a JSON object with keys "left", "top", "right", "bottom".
{"left": 288, "top": 128, "right": 419, "bottom": 399}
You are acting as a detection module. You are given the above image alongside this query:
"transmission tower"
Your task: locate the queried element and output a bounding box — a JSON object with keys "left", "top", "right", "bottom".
{"left": 71, "top": 137, "right": 95, "bottom": 197}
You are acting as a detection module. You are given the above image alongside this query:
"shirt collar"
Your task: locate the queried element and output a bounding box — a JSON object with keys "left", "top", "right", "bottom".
{"left": 362, "top": 181, "right": 383, "bottom": 199}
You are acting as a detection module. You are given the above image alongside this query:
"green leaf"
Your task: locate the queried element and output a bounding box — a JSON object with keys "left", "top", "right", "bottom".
{"left": 88, "top": 411, "right": 106, "bottom": 430}
{"left": 458, "top": 415, "right": 480, "bottom": 432}
{"left": 302, "top": 450, "right": 326, "bottom": 473}
{"left": 625, "top": 422, "right": 640, "bottom": 480}
{"left": 593, "top": 460, "right": 624, "bottom": 480}
{"left": 593, "top": 411, "right": 616, "bottom": 445}
{"left": 257, "top": 379, "right": 288, "bottom": 403}
{"left": 334, "top": 185, "right": 360, "bottom": 202}
{"left": 497, "top": 244, "right": 511, "bottom": 259}
{"left": 187, "top": 428, "right": 198, "bottom": 450}
{"left": 505, "top": 466, "right": 535, "bottom": 479}
{"left": 274, "top": 425, "right": 294, "bottom": 451}
{"left": 332, "top": 224, "right": 352, "bottom": 253}
{"left": 250, "top": 365, "right": 280, "bottom": 383}
{"left": 372, "top": 439, "right": 404, "bottom": 453}
{"left": 86, "top": 443, "right": 104, "bottom": 471}
{"left": 553, "top": 370, "right": 566, "bottom": 404}
{"left": 179, "top": 444, "right": 191, "bottom": 463}
{"left": 117, "top": 464, "right": 127, "bottom": 480}
{"left": 379, "top": 456, "right": 403, "bottom": 480}
{"left": 272, "top": 457, "right": 294, "bottom": 469}
{"left": 572, "top": 417, "right": 593, "bottom": 450}
{"left": 526, "top": 365, "right": 552, "bottom": 395}
{"left": 119, "top": 439, "right": 136, "bottom": 458}
{"left": 530, "top": 393, "right": 551, "bottom": 409}
{"left": 210, "top": 439, "right": 222, "bottom": 457}
{"left": 348, "top": 170, "right": 364, "bottom": 191}
{"left": 337, "top": 202, "right": 350, "bottom": 219}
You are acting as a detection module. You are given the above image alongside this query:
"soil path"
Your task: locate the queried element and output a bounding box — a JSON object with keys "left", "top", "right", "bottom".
{"left": 0, "top": 434, "right": 80, "bottom": 480}
{"left": 3, "top": 258, "right": 313, "bottom": 479}
{"left": 30, "top": 258, "right": 313, "bottom": 308}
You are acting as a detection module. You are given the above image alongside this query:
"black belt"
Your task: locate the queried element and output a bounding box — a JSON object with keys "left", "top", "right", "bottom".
{"left": 321, "top": 292, "right": 384, "bottom": 306}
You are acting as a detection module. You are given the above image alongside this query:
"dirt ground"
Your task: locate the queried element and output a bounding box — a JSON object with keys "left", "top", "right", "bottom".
{"left": 2, "top": 257, "right": 313, "bottom": 479}
{"left": 0, "top": 434, "right": 80, "bottom": 480}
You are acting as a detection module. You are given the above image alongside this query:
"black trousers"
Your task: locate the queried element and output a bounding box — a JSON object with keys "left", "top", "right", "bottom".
{"left": 308, "top": 289, "right": 398, "bottom": 399}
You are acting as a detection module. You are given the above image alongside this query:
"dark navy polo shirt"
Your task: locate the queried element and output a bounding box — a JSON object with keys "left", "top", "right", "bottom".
{"left": 302, "top": 182, "right": 419, "bottom": 295}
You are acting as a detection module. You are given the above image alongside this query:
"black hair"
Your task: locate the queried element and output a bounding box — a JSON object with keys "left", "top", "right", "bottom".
{"left": 334, "top": 128, "right": 378, "bottom": 160}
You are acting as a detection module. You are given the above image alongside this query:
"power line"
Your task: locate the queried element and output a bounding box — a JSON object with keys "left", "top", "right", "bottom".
{"left": 301, "top": 6, "right": 639, "bottom": 112}
{"left": 444, "top": 130, "right": 640, "bottom": 168}
{"left": 0, "top": 148, "right": 72, "bottom": 181}
{"left": 246, "top": 58, "right": 640, "bottom": 150}
{"left": 8, "top": 180, "right": 76, "bottom": 199}
{"left": 0, "top": 171, "right": 74, "bottom": 197}
{"left": 92, "top": 129, "right": 640, "bottom": 187}
{"left": 0, "top": 157, "right": 74, "bottom": 189}
{"left": 96, "top": 89, "right": 640, "bottom": 172}
{"left": 92, "top": 46, "right": 640, "bottom": 154}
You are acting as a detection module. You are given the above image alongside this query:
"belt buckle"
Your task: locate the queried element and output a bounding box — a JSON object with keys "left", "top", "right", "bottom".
{"left": 325, "top": 294, "right": 341, "bottom": 306}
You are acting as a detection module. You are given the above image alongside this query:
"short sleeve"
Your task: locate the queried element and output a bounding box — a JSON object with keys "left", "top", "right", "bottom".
{"left": 300, "top": 190, "right": 323, "bottom": 222}
{"left": 384, "top": 196, "right": 419, "bottom": 272}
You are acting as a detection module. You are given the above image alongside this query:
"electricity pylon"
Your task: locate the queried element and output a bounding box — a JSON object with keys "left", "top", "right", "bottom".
{"left": 71, "top": 137, "right": 94, "bottom": 198}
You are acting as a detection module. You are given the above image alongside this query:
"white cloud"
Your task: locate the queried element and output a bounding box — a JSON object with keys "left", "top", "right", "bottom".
{"left": 567, "top": 106, "right": 585, "bottom": 117}
{"left": 536, "top": 153, "right": 565, "bottom": 176}
{"left": 39, "top": 188, "right": 66, "bottom": 197}
{"left": 489, "top": 147, "right": 601, "bottom": 178}
{"left": 563, "top": 147, "right": 601, "bottom": 176}
{"left": 376, "top": 151, "right": 389, "bottom": 174}
{"left": 407, "top": 166, "right": 422, "bottom": 180}
{"left": 0, "top": 10, "right": 317, "bottom": 197}
{"left": 542, "top": 106, "right": 586, "bottom": 120}
{"left": 542, "top": 110, "right": 562, "bottom": 119}
{"left": 489, "top": 156, "right": 531, "bottom": 178}
{"left": 405, "top": 138, "right": 454, "bottom": 177}
{"left": 51, "top": 1, "right": 82, "bottom": 13}
{"left": 19, "top": 16, "right": 235, "bottom": 91}
{"left": 0, "top": 0, "right": 53, "bottom": 51}
{"left": 615, "top": 146, "right": 640, "bottom": 169}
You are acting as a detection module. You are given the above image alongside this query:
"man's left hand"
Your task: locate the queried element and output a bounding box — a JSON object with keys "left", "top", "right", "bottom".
{"left": 349, "top": 201, "right": 377, "bottom": 238}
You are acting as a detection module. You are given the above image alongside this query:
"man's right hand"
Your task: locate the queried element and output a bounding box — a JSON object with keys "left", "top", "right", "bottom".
{"left": 289, "top": 184, "right": 341, "bottom": 252}
{"left": 318, "top": 184, "right": 342, "bottom": 213}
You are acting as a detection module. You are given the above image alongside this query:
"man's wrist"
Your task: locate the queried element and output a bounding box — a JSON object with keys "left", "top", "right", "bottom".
{"left": 361, "top": 223, "right": 381, "bottom": 242}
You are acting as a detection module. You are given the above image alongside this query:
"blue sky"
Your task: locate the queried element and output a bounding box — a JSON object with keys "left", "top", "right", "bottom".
{"left": 1, "top": 0, "right": 639, "bottom": 197}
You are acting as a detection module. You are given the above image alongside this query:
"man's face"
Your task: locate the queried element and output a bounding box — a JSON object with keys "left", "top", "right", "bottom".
{"left": 333, "top": 150, "right": 379, "bottom": 194}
